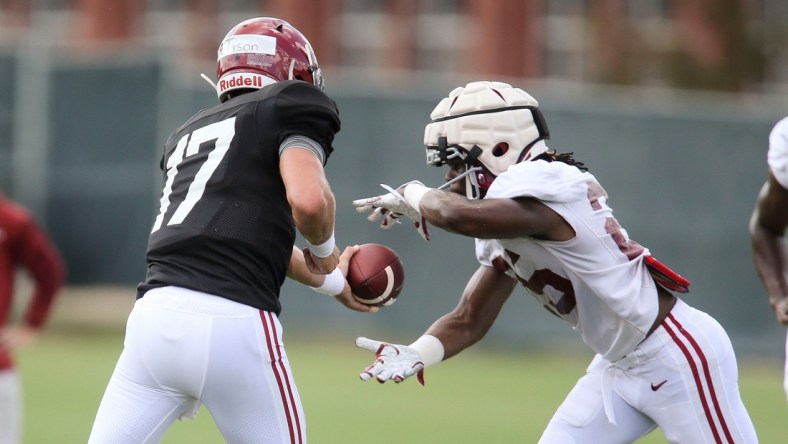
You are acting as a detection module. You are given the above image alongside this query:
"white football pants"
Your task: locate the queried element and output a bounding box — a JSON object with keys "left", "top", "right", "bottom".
{"left": 0, "top": 369, "right": 21, "bottom": 444}
{"left": 88, "top": 286, "right": 306, "bottom": 444}
{"left": 540, "top": 299, "right": 758, "bottom": 444}
{"left": 783, "top": 329, "right": 788, "bottom": 404}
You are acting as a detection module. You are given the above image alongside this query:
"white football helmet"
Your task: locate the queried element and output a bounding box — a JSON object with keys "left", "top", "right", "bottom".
{"left": 423, "top": 81, "right": 550, "bottom": 199}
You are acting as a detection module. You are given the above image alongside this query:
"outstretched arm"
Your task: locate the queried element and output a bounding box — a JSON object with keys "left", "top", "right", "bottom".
{"left": 354, "top": 182, "right": 573, "bottom": 241}
{"left": 750, "top": 173, "right": 788, "bottom": 324}
{"left": 421, "top": 264, "right": 518, "bottom": 359}
{"left": 357, "top": 264, "right": 516, "bottom": 383}
{"left": 417, "top": 188, "right": 573, "bottom": 241}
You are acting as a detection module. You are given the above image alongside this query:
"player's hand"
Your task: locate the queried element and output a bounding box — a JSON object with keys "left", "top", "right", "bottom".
{"left": 355, "top": 337, "right": 425, "bottom": 385}
{"left": 303, "top": 246, "right": 340, "bottom": 274}
{"left": 772, "top": 297, "right": 788, "bottom": 325}
{"left": 352, "top": 181, "right": 430, "bottom": 241}
{"left": 334, "top": 246, "right": 378, "bottom": 313}
{"left": 0, "top": 325, "right": 39, "bottom": 351}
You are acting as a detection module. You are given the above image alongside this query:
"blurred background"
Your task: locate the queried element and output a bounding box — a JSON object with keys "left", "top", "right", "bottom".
{"left": 1, "top": 0, "right": 787, "bottom": 359}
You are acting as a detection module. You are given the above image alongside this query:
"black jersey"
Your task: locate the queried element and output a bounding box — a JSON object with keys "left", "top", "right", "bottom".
{"left": 137, "top": 81, "right": 340, "bottom": 314}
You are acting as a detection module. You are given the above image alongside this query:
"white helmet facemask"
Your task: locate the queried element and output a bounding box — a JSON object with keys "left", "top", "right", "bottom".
{"left": 426, "top": 136, "right": 485, "bottom": 198}
{"left": 424, "top": 81, "right": 550, "bottom": 199}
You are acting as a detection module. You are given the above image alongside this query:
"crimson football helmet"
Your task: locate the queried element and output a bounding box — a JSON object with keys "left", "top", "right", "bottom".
{"left": 423, "top": 81, "right": 550, "bottom": 199}
{"left": 213, "top": 17, "right": 324, "bottom": 102}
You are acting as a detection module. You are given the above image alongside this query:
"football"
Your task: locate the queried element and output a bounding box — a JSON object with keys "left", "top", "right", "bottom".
{"left": 347, "top": 243, "right": 405, "bottom": 307}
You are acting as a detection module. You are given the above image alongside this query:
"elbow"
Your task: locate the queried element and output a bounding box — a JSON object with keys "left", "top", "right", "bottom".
{"left": 55, "top": 257, "right": 67, "bottom": 286}
{"left": 292, "top": 199, "right": 326, "bottom": 222}
{"left": 290, "top": 192, "right": 336, "bottom": 243}
{"left": 291, "top": 192, "right": 333, "bottom": 223}
{"left": 748, "top": 209, "right": 761, "bottom": 238}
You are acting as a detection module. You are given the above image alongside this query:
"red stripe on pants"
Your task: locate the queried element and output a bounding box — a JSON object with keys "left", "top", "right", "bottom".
{"left": 260, "top": 311, "right": 302, "bottom": 443}
{"left": 662, "top": 313, "right": 733, "bottom": 444}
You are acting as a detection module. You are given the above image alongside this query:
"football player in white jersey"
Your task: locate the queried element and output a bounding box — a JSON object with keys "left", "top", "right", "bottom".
{"left": 354, "top": 81, "right": 758, "bottom": 443}
{"left": 750, "top": 116, "right": 788, "bottom": 403}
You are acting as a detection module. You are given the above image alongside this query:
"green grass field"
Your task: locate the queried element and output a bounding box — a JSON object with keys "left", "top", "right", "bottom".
{"left": 15, "top": 327, "right": 786, "bottom": 443}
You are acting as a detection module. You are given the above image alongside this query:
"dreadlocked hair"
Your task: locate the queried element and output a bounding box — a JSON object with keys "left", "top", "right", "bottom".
{"left": 536, "top": 149, "right": 588, "bottom": 172}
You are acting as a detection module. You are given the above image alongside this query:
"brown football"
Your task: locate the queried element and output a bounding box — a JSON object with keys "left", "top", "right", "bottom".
{"left": 347, "top": 243, "right": 405, "bottom": 307}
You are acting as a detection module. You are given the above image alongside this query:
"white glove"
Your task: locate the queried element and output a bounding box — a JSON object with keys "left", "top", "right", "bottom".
{"left": 356, "top": 337, "right": 426, "bottom": 385}
{"left": 352, "top": 181, "right": 431, "bottom": 241}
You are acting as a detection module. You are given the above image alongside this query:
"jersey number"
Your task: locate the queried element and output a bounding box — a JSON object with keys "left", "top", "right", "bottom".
{"left": 151, "top": 117, "right": 237, "bottom": 233}
{"left": 497, "top": 254, "right": 577, "bottom": 317}
{"left": 522, "top": 268, "right": 577, "bottom": 317}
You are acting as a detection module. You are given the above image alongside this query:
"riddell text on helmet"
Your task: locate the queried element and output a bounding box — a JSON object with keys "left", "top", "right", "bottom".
{"left": 219, "top": 73, "right": 269, "bottom": 91}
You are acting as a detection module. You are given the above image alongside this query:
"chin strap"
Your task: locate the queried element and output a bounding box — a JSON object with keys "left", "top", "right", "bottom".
{"left": 200, "top": 73, "right": 218, "bottom": 94}
{"left": 288, "top": 60, "right": 296, "bottom": 80}
{"left": 436, "top": 167, "right": 480, "bottom": 191}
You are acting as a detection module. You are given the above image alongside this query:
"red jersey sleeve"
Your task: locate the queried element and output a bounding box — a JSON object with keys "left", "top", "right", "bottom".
{"left": 15, "top": 215, "right": 65, "bottom": 328}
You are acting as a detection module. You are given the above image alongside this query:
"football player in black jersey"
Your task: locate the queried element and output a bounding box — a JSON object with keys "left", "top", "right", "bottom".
{"left": 89, "top": 17, "right": 373, "bottom": 444}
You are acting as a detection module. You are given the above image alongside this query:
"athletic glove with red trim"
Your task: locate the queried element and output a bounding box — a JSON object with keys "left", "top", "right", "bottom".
{"left": 352, "top": 182, "right": 430, "bottom": 241}
{"left": 355, "top": 337, "right": 425, "bottom": 385}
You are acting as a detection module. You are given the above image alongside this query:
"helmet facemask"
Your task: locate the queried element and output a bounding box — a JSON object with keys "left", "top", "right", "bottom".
{"left": 426, "top": 137, "right": 486, "bottom": 199}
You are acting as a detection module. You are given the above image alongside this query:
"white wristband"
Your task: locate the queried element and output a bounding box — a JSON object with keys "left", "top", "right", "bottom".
{"left": 409, "top": 335, "right": 444, "bottom": 367}
{"left": 306, "top": 231, "right": 335, "bottom": 258}
{"left": 403, "top": 183, "right": 432, "bottom": 213}
{"left": 311, "top": 268, "right": 344, "bottom": 296}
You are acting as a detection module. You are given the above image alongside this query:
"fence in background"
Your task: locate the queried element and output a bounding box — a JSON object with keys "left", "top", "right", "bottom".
{"left": 1, "top": 47, "right": 785, "bottom": 358}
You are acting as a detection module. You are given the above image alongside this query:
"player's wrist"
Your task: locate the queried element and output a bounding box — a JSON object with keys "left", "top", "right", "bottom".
{"left": 403, "top": 183, "right": 432, "bottom": 213}
{"left": 306, "top": 231, "right": 336, "bottom": 258}
{"left": 311, "top": 267, "right": 344, "bottom": 296}
{"left": 409, "top": 335, "right": 444, "bottom": 367}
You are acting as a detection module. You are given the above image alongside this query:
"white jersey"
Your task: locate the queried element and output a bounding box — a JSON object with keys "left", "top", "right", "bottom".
{"left": 476, "top": 160, "right": 659, "bottom": 361}
{"left": 768, "top": 116, "right": 788, "bottom": 189}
